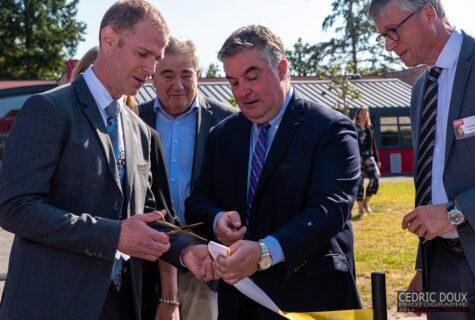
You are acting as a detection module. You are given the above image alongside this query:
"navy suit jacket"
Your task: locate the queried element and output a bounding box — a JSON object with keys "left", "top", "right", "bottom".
{"left": 186, "top": 92, "right": 361, "bottom": 316}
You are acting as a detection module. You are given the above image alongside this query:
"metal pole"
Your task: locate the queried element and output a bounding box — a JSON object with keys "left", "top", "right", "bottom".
{"left": 371, "top": 272, "right": 387, "bottom": 320}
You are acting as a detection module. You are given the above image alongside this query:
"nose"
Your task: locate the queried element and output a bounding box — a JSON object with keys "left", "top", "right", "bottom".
{"left": 144, "top": 59, "right": 157, "bottom": 77}
{"left": 172, "top": 76, "right": 184, "bottom": 89}
{"left": 385, "top": 37, "right": 397, "bottom": 52}
{"left": 234, "top": 83, "right": 251, "bottom": 100}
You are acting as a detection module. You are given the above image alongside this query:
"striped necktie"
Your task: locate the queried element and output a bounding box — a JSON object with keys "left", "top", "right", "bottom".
{"left": 415, "top": 67, "right": 442, "bottom": 207}
{"left": 246, "top": 123, "right": 270, "bottom": 228}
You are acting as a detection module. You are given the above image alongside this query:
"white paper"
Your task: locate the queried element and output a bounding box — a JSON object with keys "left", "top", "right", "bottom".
{"left": 207, "top": 241, "right": 282, "bottom": 314}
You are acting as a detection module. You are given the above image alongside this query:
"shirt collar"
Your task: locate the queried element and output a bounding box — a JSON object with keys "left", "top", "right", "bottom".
{"left": 153, "top": 94, "right": 199, "bottom": 118}
{"left": 83, "top": 66, "right": 125, "bottom": 111}
{"left": 433, "top": 28, "right": 463, "bottom": 70}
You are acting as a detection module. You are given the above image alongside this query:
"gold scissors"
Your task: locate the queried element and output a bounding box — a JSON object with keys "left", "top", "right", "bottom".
{"left": 153, "top": 213, "right": 207, "bottom": 242}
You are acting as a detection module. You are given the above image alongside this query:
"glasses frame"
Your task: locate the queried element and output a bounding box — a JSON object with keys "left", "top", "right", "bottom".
{"left": 376, "top": 11, "right": 417, "bottom": 47}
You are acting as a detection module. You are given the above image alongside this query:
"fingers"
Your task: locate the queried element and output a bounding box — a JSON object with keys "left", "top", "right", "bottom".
{"left": 402, "top": 210, "right": 417, "bottom": 229}
{"left": 139, "top": 210, "right": 166, "bottom": 223}
{"left": 216, "top": 212, "right": 246, "bottom": 246}
{"left": 118, "top": 216, "right": 171, "bottom": 260}
{"left": 227, "top": 211, "right": 243, "bottom": 228}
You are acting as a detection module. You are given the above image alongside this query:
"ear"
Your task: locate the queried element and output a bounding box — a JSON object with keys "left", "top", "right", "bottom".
{"left": 420, "top": 2, "right": 437, "bottom": 25}
{"left": 277, "top": 59, "right": 288, "bottom": 81}
{"left": 100, "top": 26, "right": 118, "bottom": 50}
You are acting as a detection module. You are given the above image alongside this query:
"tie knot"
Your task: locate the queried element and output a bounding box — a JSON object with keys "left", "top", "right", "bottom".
{"left": 106, "top": 100, "right": 121, "bottom": 118}
{"left": 428, "top": 67, "right": 443, "bottom": 81}
{"left": 258, "top": 123, "right": 271, "bottom": 132}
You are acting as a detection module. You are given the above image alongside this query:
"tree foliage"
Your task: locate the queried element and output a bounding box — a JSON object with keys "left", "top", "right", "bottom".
{"left": 204, "top": 63, "right": 221, "bottom": 78}
{"left": 0, "top": 0, "right": 86, "bottom": 80}
{"left": 321, "top": 0, "right": 402, "bottom": 74}
{"left": 327, "top": 63, "right": 362, "bottom": 116}
{"left": 285, "top": 38, "right": 326, "bottom": 77}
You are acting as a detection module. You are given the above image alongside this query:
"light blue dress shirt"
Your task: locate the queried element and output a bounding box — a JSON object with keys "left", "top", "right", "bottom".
{"left": 214, "top": 86, "right": 294, "bottom": 265}
{"left": 154, "top": 98, "right": 199, "bottom": 226}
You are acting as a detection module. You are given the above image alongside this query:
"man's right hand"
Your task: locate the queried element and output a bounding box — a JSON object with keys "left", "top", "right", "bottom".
{"left": 215, "top": 211, "right": 246, "bottom": 246}
{"left": 407, "top": 270, "right": 423, "bottom": 316}
{"left": 117, "top": 212, "right": 170, "bottom": 261}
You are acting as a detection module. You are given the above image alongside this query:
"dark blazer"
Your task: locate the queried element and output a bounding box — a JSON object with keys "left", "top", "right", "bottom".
{"left": 186, "top": 92, "right": 361, "bottom": 318}
{"left": 412, "top": 32, "right": 475, "bottom": 277}
{"left": 0, "top": 76, "right": 190, "bottom": 320}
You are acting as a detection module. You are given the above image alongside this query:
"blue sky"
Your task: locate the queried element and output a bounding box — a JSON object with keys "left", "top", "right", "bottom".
{"left": 75, "top": 0, "right": 475, "bottom": 72}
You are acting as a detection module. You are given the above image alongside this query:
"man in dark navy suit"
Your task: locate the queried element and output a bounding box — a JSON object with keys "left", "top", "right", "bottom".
{"left": 186, "top": 25, "right": 362, "bottom": 320}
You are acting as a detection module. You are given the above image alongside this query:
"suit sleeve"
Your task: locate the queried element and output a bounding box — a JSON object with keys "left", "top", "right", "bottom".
{"left": 0, "top": 94, "right": 120, "bottom": 262}
{"left": 185, "top": 130, "right": 224, "bottom": 240}
{"left": 271, "top": 115, "right": 360, "bottom": 273}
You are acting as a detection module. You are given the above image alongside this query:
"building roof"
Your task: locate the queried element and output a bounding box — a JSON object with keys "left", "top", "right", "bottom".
{"left": 136, "top": 78, "right": 411, "bottom": 110}
{"left": 0, "top": 80, "right": 56, "bottom": 90}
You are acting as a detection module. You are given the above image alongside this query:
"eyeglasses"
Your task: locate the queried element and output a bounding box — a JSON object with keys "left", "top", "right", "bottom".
{"left": 376, "top": 11, "right": 416, "bottom": 46}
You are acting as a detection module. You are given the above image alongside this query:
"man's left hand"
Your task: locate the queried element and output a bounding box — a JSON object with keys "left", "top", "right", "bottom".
{"left": 181, "top": 244, "right": 216, "bottom": 281}
{"left": 402, "top": 204, "right": 455, "bottom": 240}
{"left": 213, "top": 240, "right": 261, "bottom": 284}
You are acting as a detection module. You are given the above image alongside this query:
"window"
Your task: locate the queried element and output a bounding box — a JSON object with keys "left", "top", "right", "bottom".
{"left": 380, "top": 116, "right": 412, "bottom": 147}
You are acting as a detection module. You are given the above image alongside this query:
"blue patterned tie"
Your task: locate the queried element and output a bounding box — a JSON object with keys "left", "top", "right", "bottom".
{"left": 246, "top": 123, "right": 270, "bottom": 228}
{"left": 106, "top": 100, "right": 126, "bottom": 184}
{"left": 106, "top": 100, "right": 126, "bottom": 291}
{"left": 415, "top": 67, "right": 442, "bottom": 207}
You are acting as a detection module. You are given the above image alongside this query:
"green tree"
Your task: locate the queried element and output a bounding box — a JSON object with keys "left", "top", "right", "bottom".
{"left": 204, "top": 63, "right": 221, "bottom": 78}
{"left": 0, "top": 0, "right": 86, "bottom": 80}
{"left": 322, "top": 0, "right": 401, "bottom": 74}
{"left": 327, "top": 63, "right": 362, "bottom": 116}
{"left": 285, "top": 38, "right": 326, "bottom": 77}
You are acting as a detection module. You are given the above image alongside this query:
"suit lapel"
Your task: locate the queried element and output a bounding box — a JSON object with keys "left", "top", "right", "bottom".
{"left": 73, "top": 77, "right": 122, "bottom": 192}
{"left": 254, "top": 94, "right": 304, "bottom": 202}
{"left": 413, "top": 72, "right": 427, "bottom": 158}
{"left": 192, "top": 96, "right": 212, "bottom": 184}
{"left": 445, "top": 32, "right": 474, "bottom": 165}
{"left": 140, "top": 100, "right": 157, "bottom": 128}
{"left": 122, "top": 108, "right": 138, "bottom": 217}
{"left": 234, "top": 114, "right": 252, "bottom": 217}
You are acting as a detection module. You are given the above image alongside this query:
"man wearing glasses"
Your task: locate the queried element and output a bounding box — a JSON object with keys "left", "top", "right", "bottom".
{"left": 370, "top": 0, "right": 475, "bottom": 319}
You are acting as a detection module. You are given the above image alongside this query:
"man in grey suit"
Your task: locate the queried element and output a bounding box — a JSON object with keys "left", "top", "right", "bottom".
{"left": 370, "top": 0, "right": 475, "bottom": 318}
{"left": 0, "top": 1, "right": 213, "bottom": 320}
{"left": 139, "top": 36, "right": 236, "bottom": 320}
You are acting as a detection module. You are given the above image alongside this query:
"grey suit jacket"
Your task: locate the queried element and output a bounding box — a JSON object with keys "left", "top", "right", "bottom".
{"left": 411, "top": 31, "right": 475, "bottom": 275}
{"left": 139, "top": 95, "right": 236, "bottom": 186}
{"left": 0, "top": 76, "right": 187, "bottom": 320}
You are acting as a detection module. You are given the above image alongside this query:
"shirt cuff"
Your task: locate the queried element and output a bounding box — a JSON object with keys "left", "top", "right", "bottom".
{"left": 263, "top": 235, "right": 285, "bottom": 265}
{"left": 213, "top": 211, "right": 224, "bottom": 233}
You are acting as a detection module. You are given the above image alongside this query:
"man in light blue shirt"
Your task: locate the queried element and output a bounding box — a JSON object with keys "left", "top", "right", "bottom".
{"left": 139, "top": 36, "right": 236, "bottom": 320}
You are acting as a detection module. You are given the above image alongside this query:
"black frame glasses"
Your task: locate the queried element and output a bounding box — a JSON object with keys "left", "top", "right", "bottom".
{"left": 375, "top": 11, "right": 416, "bottom": 46}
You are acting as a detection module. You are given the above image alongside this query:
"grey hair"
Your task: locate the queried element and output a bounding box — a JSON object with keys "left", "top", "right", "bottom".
{"left": 218, "top": 25, "right": 286, "bottom": 69}
{"left": 164, "top": 36, "right": 200, "bottom": 71}
{"left": 369, "top": 0, "right": 446, "bottom": 21}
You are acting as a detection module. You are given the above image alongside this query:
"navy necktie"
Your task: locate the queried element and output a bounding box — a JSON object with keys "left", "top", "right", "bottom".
{"left": 246, "top": 123, "right": 271, "bottom": 228}
{"left": 415, "top": 67, "right": 442, "bottom": 207}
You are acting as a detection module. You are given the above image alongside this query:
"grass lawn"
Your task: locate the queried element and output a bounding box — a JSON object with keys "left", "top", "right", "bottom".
{"left": 352, "top": 179, "right": 419, "bottom": 313}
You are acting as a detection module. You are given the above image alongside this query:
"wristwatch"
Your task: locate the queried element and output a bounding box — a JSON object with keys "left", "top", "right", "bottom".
{"left": 257, "top": 240, "right": 272, "bottom": 271}
{"left": 447, "top": 201, "right": 465, "bottom": 226}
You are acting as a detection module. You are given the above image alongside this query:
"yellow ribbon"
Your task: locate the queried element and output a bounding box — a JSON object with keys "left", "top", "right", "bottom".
{"left": 284, "top": 309, "right": 373, "bottom": 320}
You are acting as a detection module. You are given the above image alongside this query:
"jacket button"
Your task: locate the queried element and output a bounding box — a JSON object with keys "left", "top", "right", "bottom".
{"left": 113, "top": 202, "right": 121, "bottom": 211}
